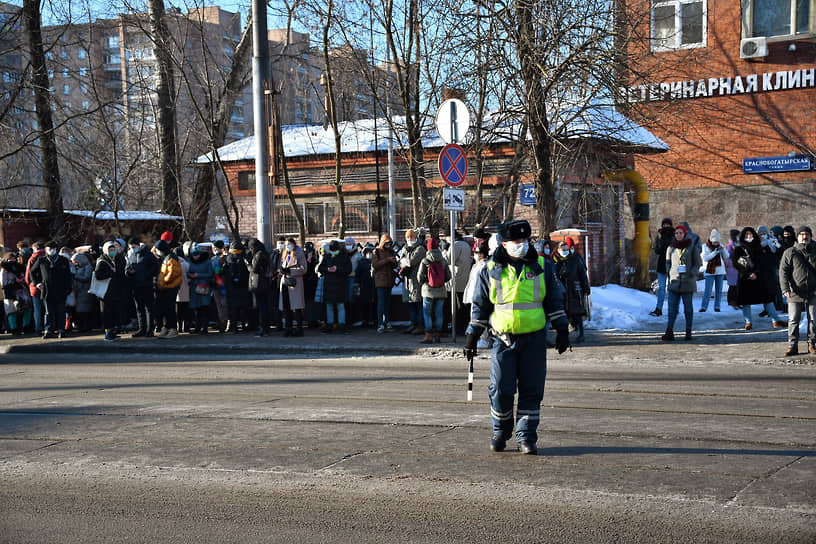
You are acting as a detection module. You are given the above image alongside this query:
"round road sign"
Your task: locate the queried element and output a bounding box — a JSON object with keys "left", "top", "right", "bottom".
{"left": 435, "top": 98, "right": 470, "bottom": 145}
{"left": 438, "top": 143, "right": 468, "bottom": 187}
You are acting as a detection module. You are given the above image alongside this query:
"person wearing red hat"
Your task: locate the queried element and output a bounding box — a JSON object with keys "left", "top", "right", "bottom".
{"left": 160, "top": 231, "right": 173, "bottom": 243}
{"left": 417, "top": 237, "right": 451, "bottom": 343}
{"left": 661, "top": 224, "right": 701, "bottom": 341}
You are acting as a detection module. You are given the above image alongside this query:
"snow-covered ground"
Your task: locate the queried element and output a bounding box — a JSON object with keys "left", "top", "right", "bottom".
{"left": 586, "top": 281, "right": 803, "bottom": 334}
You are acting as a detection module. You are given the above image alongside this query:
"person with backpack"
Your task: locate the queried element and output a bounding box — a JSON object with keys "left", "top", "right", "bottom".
{"left": 153, "top": 239, "right": 182, "bottom": 338}
{"left": 417, "top": 237, "right": 451, "bottom": 344}
{"left": 779, "top": 226, "right": 816, "bottom": 356}
{"left": 223, "top": 241, "right": 251, "bottom": 333}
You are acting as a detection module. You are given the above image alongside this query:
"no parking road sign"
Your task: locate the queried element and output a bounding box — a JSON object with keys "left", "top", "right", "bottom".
{"left": 438, "top": 143, "right": 468, "bottom": 187}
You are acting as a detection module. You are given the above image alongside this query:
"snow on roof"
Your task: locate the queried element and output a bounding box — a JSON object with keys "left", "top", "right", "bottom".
{"left": 196, "top": 106, "right": 668, "bottom": 164}
{"left": 2, "top": 209, "right": 180, "bottom": 221}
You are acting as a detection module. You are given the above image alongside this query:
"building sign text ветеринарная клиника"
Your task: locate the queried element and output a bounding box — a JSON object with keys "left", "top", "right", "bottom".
{"left": 623, "top": 68, "right": 816, "bottom": 103}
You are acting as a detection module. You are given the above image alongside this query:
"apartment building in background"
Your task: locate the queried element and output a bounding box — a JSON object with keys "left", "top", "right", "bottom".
{"left": 0, "top": 2, "right": 393, "bottom": 213}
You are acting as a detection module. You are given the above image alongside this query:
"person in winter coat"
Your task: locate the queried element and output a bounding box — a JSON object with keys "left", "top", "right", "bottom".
{"left": 355, "top": 245, "right": 376, "bottom": 327}
{"left": 758, "top": 225, "right": 785, "bottom": 312}
{"left": 445, "top": 231, "right": 473, "bottom": 336}
{"left": 279, "top": 238, "right": 307, "bottom": 337}
{"left": 699, "top": 229, "right": 730, "bottom": 313}
{"left": 125, "top": 237, "right": 159, "bottom": 337}
{"left": 779, "top": 226, "right": 816, "bottom": 356}
{"left": 318, "top": 240, "right": 352, "bottom": 333}
{"left": 650, "top": 218, "right": 675, "bottom": 317}
{"left": 24, "top": 242, "right": 45, "bottom": 333}
{"left": 463, "top": 239, "right": 490, "bottom": 349}
{"left": 268, "top": 237, "right": 285, "bottom": 330}
{"left": 247, "top": 239, "right": 271, "bottom": 336}
{"left": 371, "top": 234, "right": 397, "bottom": 332}
{"left": 732, "top": 227, "right": 786, "bottom": 330}
{"left": 399, "top": 228, "right": 427, "bottom": 334}
{"left": 222, "top": 241, "right": 251, "bottom": 333}
{"left": 153, "top": 240, "right": 182, "bottom": 338}
{"left": 302, "top": 241, "right": 319, "bottom": 328}
{"left": 210, "top": 240, "right": 229, "bottom": 332}
{"left": 344, "top": 237, "right": 363, "bottom": 325}
{"left": 781, "top": 226, "right": 796, "bottom": 253}
{"left": 95, "top": 241, "right": 127, "bottom": 341}
{"left": 174, "top": 246, "right": 191, "bottom": 333}
{"left": 661, "top": 224, "right": 702, "bottom": 341}
{"left": 725, "top": 229, "right": 740, "bottom": 308}
{"left": 554, "top": 239, "right": 591, "bottom": 343}
{"left": 187, "top": 244, "right": 215, "bottom": 334}
{"left": 417, "top": 238, "right": 452, "bottom": 343}
{"left": 70, "top": 251, "right": 94, "bottom": 332}
{"left": 1, "top": 252, "right": 32, "bottom": 334}
{"left": 29, "top": 241, "right": 73, "bottom": 339}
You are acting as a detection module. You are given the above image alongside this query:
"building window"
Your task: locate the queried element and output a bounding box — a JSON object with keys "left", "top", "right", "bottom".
{"left": 48, "top": 69, "right": 54, "bottom": 79}
{"left": 62, "top": 68, "right": 69, "bottom": 78}
{"left": 747, "top": 0, "right": 814, "bottom": 38}
{"left": 82, "top": 100, "right": 89, "bottom": 110}
{"left": 60, "top": 50, "right": 68, "bottom": 60}
{"left": 80, "top": 83, "right": 88, "bottom": 94}
{"left": 78, "top": 48, "right": 87, "bottom": 59}
{"left": 63, "top": 84, "right": 70, "bottom": 95}
{"left": 79, "top": 66, "right": 87, "bottom": 77}
{"left": 238, "top": 171, "right": 255, "bottom": 190}
{"left": 651, "top": 0, "right": 706, "bottom": 51}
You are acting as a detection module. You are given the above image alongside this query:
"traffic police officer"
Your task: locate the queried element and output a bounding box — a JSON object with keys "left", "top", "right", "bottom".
{"left": 464, "top": 220, "right": 570, "bottom": 455}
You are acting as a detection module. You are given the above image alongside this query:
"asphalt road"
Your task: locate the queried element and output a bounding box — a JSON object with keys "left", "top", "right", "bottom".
{"left": 1, "top": 335, "right": 814, "bottom": 542}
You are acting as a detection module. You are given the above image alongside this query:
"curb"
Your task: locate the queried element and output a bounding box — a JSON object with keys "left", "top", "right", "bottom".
{"left": 1, "top": 340, "right": 461, "bottom": 358}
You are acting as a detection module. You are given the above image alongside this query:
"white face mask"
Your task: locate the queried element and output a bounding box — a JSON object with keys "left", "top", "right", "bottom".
{"left": 799, "top": 235, "right": 810, "bottom": 245}
{"left": 406, "top": 238, "right": 416, "bottom": 246}
{"left": 543, "top": 248, "right": 551, "bottom": 256}
{"left": 47, "top": 249, "right": 57, "bottom": 257}
{"left": 345, "top": 244, "right": 354, "bottom": 251}
{"left": 505, "top": 241, "right": 528, "bottom": 259}
{"left": 277, "top": 242, "right": 285, "bottom": 251}
{"left": 286, "top": 244, "right": 295, "bottom": 251}
{"left": 744, "top": 235, "right": 754, "bottom": 243}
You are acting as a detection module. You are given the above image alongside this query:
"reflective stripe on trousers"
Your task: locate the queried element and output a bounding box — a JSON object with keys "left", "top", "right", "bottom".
{"left": 487, "top": 328, "right": 548, "bottom": 443}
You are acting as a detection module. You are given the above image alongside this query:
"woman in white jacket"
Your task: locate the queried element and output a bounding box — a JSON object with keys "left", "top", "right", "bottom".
{"left": 700, "top": 228, "right": 730, "bottom": 312}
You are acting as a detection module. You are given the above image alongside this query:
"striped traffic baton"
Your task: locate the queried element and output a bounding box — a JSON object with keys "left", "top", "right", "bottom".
{"left": 467, "top": 352, "right": 474, "bottom": 401}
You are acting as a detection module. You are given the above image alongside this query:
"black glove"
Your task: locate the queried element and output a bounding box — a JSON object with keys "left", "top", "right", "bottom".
{"left": 463, "top": 333, "right": 478, "bottom": 360}
{"left": 555, "top": 327, "right": 570, "bottom": 354}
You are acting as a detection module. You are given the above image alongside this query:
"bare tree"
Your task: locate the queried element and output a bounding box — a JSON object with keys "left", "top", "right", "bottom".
{"left": 22, "top": 0, "right": 64, "bottom": 237}
{"left": 147, "top": 0, "right": 180, "bottom": 216}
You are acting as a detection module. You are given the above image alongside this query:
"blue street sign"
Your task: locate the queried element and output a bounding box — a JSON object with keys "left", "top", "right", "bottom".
{"left": 520, "top": 184, "right": 536, "bottom": 206}
{"left": 438, "top": 144, "right": 468, "bottom": 186}
{"left": 743, "top": 154, "right": 811, "bottom": 174}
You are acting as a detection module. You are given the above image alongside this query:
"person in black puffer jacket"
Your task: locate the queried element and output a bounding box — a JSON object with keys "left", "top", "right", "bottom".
{"left": 222, "top": 241, "right": 251, "bottom": 333}
{"left": 318, "top": 240, "right": 351, "bottom": 333}
{"left": 125, "top": 237, "right": 159, "bottom": 337}
{"left": 29, "top": 240, "right": 73, "bottom": 339}
{"left": 732, "top": 227, "right": 786, "bottom": 330}
{"left": 95, "top": 241, "right": 127, "bottom": 341}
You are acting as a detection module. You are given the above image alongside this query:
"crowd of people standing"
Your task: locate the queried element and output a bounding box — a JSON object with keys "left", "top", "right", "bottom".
{"left": 650, "top": 219, "right": 815, "bottom": 354}
{"left": 0, "top": 227, "right": 593, "bottom": 348}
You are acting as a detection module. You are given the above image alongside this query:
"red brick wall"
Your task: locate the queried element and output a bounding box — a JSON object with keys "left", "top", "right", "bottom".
{"left": 624, "top": 1, "right": 816, "bottom": 230}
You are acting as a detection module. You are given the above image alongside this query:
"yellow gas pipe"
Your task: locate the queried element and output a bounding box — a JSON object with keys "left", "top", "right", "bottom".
{"left": 602, "top": 168, "right": 651, "bottom": 291}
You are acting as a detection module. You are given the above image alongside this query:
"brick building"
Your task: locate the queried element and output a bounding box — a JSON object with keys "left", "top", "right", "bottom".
{"left": 198, "top": 109, "right": 666, "bottom": 284}
{"left": 622, "top": 0, "right": 816, "bottom": 239}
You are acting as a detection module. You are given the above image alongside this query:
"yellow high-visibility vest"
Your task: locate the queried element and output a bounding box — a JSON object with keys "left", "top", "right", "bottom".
{"left": 487, "top": 256, "right": 547, "bottom": 334}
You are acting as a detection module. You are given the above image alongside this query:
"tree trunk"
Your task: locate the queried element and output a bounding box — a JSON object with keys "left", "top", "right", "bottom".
{"left": 22, "top": 0, "right": 64, "bottom": 237}
{"left": 516, "top": 1, "right": 556, "bottom": 234}
{"left": 148, "top": 0, "right": 180, "bottom": 216}
{"left": 188, "top": 17, "right": 253, "bottom": 240}
{"left": 323, "top": 0, "right": 346, "bottom": 238}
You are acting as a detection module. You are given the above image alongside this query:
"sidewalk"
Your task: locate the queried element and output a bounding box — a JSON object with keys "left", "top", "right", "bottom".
{"left": 0, "top": 325, "right": 467, "bottom": 357}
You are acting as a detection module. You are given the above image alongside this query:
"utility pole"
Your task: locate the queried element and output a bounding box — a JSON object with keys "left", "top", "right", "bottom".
{"left": 252, "top": 0, "right": 270, "bottom": 246}
{"left": 386, "top": 47, "right": 396, "bottom": 239}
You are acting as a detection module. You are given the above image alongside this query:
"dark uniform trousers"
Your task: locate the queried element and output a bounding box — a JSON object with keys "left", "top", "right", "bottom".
{"left": 488, "top": 328, "right": 548, "bottom": 444}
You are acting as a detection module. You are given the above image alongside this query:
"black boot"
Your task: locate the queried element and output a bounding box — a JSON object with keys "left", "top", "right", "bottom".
{"left": 661, "top": 328, "right": 674, "bottom": 342}
{"left": 684, "top": 328, "right": 692, "bottom": 341}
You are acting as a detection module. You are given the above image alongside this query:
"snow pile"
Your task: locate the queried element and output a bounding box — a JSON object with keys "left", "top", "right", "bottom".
{"left": 586, "top": 282, "right": 798, "bottom": 333}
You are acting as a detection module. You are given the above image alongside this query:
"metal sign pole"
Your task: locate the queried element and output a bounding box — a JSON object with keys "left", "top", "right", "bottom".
{"left": 450, "top": 106, "right": 458, "bottom": 344}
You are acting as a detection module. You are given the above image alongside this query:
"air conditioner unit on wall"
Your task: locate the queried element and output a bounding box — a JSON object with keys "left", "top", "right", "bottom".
{"left": 740, "top": 37, "right": 768, "bottom": 59}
